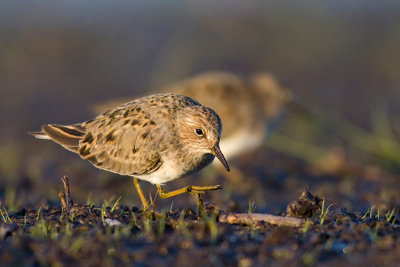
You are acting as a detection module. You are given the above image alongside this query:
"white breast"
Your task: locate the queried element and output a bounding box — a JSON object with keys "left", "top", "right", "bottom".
{"left": 135, "top": 157, "right": 184, "bottom": 185}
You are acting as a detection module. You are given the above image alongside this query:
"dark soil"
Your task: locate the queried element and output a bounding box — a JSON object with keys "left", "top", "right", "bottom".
{"left": 2, "top": 187, "right": 400, "bottom": 267}
{"left": 2, "top": 141, "right": 400, "bottom": 267}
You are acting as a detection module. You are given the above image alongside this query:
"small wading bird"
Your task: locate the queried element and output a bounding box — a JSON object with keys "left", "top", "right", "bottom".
{"left": 30, "top": 93, "right": 230, "bottom": 208}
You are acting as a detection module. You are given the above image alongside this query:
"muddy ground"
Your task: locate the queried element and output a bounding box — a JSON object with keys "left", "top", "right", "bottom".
{"left": 2, "top": 143, "right": 400, "bottom": 267}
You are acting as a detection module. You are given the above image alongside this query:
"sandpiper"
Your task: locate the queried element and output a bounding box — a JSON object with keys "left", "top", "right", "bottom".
{"left": 30, "top": 93, "right": 230, "bottom": 207}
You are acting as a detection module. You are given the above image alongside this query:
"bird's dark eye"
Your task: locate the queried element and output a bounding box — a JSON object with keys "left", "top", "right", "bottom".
{"left": 195, "top": 128, "right": 204, "bottom": 136}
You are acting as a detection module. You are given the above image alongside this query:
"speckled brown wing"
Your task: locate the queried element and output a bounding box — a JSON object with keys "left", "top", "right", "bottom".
{"left": 78, "top": 107, "right": 162, "bottom": 176}
{"left": 31, "top": 105, "right": 163, "bottom": 176}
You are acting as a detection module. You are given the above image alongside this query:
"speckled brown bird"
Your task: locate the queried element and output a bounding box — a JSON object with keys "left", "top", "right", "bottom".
{"left": 30, "top": 93, "right": 230, "bottom": 207}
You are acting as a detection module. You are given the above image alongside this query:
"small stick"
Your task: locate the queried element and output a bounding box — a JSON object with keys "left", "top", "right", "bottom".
{"left": 218, "top": 213, "right": 305, "bottom": 228}
{"left": 61, "top": 176, "right": 73, "bottom": 212}
{"left": 196, "top": 193, "right": 204, "bottom": 220}
{"left": 151, "top": 190, "right": 159, "bottom": 214}
{"left": 59, "top": 191, "right": 67, "bottom": 211}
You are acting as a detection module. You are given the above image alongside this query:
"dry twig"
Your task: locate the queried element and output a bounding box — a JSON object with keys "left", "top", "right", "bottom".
{"left": 196, "top": 193, "right": 204, "bottom": 220}
{"left": 218, "top": 213, "right": 305, "bottom": 228}
{"left": 58, "top": 191, "right": 67, "bottom": 211}
{"left": 59, "top": 176, "right": 73, "bottom": 212}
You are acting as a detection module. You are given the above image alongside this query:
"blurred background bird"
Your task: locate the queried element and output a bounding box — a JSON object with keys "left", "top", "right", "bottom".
{"left": 93, "top": 71, "right": 292, "bottom": 182}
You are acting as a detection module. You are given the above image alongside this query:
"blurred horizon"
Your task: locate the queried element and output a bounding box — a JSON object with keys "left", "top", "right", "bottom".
{"left": 2, "top": 2, "right": 400, "bottom": 123}
{"left": 2, "top": 2, "right": 400, "bottom": 137}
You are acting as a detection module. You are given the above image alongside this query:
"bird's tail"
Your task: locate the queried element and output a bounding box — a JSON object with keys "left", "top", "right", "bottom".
{"left": 29, "top": 124, "right": 86, "bottom": 153}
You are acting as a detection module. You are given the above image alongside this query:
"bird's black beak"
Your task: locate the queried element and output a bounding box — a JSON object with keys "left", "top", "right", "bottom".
{"left": 211, "top": 145, "right": 230, "bottom": 172}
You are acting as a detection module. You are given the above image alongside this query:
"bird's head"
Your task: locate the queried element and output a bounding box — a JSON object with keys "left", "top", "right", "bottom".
{"left": 177, "top": 105, "right": 230, "bottom": 172}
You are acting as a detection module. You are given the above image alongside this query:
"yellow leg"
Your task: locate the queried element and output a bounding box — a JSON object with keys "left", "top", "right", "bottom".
{"left": 133, "top": 178, "right": 149, "bottom": 208}
{"left": 156, "top": 184, "right": 222, "bottom": 199}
